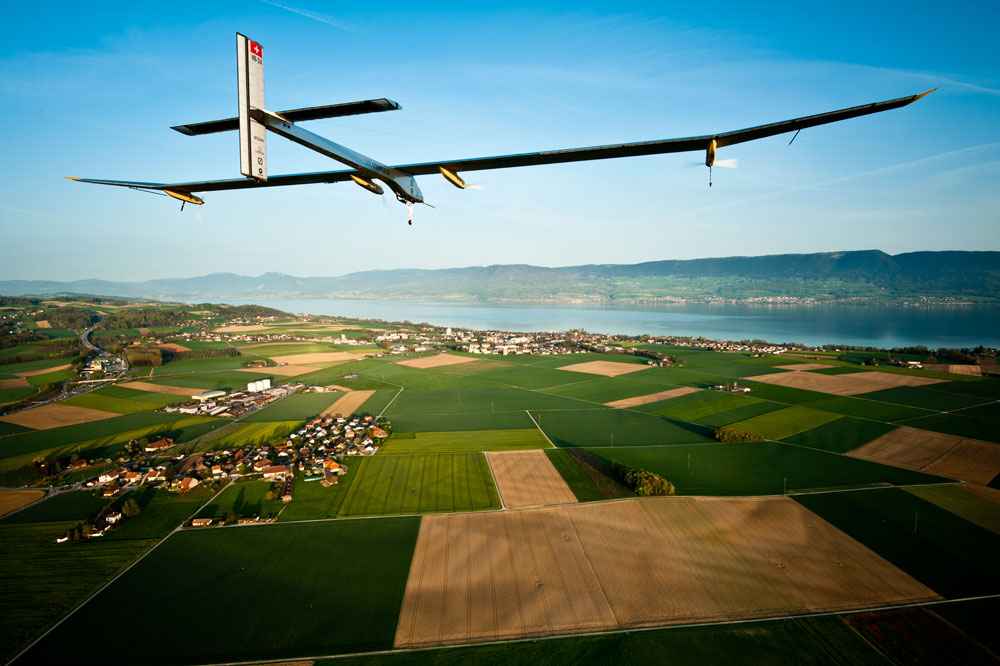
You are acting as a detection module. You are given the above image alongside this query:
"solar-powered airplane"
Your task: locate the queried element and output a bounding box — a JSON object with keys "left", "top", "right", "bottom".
{"left": 68, "top": 33, "right": 934, "bottom": 225}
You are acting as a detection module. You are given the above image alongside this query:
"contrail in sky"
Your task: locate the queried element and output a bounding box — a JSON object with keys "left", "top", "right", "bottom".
{"left": 260, "top": 0, "right": 356, "bottom": 32}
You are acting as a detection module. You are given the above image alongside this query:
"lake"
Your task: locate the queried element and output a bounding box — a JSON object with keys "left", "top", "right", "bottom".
{"left": 184, "top": 298, "right": 1000, "bottom": 349}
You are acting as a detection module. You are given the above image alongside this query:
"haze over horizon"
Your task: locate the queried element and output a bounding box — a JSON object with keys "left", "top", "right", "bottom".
{"left": 2, "top": 1, "right": 997, "bottom": 282}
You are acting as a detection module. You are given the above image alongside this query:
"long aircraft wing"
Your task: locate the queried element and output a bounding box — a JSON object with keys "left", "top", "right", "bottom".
{"left": 68, "top": 89, "right": 934, "bottom": 196}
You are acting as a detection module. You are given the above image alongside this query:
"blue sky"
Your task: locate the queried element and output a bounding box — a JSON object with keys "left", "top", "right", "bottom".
{"left": 1, "top": 1, "right": 997, "bottom": 281}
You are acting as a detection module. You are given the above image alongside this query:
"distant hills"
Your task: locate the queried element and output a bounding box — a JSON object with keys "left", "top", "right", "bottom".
{"left": 2, "top": 250, "right": 997, "bottom": 304}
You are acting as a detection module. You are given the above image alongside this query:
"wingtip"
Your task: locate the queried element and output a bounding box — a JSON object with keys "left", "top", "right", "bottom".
{"left": 914, "top": 88, "right": 938, "bottom": 100}
{"left": 65, "top": 176, "right": 80, "bottom": 181}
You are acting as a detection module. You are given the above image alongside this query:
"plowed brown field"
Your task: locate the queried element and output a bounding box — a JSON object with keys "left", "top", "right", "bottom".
{"left": 486, "top": 450, "right": 577, "bottom": 508}
{"left": 122, "top": 381, "right": 203, "bottom": 397}
{"left": 34, "top": 320, "right": 51, "bottom": 329}
{"left": 396, "top": 355, "right": 481, "bottom": 370}
{"left": 605, "top": 386, "right": 701, "bottom": 408}
{"left": 745, "top": 370, "right": 944, "bottom": 396}
{"left": 556, "top": 361, "right": 648, "bottom": 377}
{"left": 0, "top": 489, "right": 45, "bottom": 516}
{"left": 924, "top": 364, "right": 982, "bottom": 376}
{"left": 848, "top": 426, "right": 1000, "bottom": 485}
{"left": 0, "top": 404, "right": 118, "bottom": 429}
{"left": 0, "top": 378, "right": 29, "bottom": 388}
{"left": 320, "top": 390, "right": 375, "bottom": 417}
{"left": 235, "top": 365, "right": 313, "bottom": 377}
{"left": 394, "top": 497, "right": 936, "bottom": 648}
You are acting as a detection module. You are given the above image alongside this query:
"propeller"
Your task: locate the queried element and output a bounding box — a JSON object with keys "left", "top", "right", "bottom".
{"left": 684, "top": 158, "right": 739, "bottom": 169}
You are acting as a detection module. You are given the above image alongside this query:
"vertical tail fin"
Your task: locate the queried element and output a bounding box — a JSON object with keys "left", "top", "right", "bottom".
{"left": 237, "top": 33, "right": 267, "bottom": 180}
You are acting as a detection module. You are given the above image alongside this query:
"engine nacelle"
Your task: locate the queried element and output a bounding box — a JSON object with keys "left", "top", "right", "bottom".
{"left": 350, "top": 174, "right": 385, "bottom": 196}
{"left": 705, "top": 139, "right": 717, "bottom": 167}
{"left": 439, "top": 166, "right": 466, "bottom": 189}
{"left": 163, "top": 190, "right": 204, "bottom": 205}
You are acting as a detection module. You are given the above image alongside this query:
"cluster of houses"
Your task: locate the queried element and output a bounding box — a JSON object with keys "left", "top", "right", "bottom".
{"left": 291, "top": 414, "right": 389, "bottom": 466}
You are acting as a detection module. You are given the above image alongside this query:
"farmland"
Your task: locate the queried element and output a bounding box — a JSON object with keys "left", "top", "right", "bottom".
{"left": 240, "top": 391, "right": 339, "bottom": 421}
{"left": 197, "top": 480, "right": 284, "bottom": 521}
{"left": 338, "top": 453, "right": 500, "bottom": 517}
{"left": 530, "top": 408, "right": 715, "bottom": 447}
{"left": 18, "top": 517, "right": 421, "bottom": 665}
{"left": 379, "top": 428, "right": 551, "bottom": 454}
{"left": 585, "top": 442, "right": 947, "bottom": 496}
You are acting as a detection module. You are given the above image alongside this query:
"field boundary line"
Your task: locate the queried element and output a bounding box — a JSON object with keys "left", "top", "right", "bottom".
{"left": 483, "top": 452, "right": 505, "bottom": 510}
{"left": 526, "top": 410, "right": 555, "bottom": 448}
{"left": 378, "top": 388, "right": 404, "bottom": 418}
{"left": 4, "top": 481, "right": 232, "bottom": 666}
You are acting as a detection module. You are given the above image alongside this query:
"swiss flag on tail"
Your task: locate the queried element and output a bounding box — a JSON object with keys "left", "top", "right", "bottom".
{"left": 250, "top": 41, "right": 262, "bottom": 57}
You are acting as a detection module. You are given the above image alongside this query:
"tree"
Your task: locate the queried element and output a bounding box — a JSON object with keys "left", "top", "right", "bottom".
{"left": 122, "top": 498, "right": 141, "bottom": 518}
{"left": 225, "top": 510, "right": 237, "bottom": 524}
{"left": 264, "top": 490, "right": 274, "bottom": 501}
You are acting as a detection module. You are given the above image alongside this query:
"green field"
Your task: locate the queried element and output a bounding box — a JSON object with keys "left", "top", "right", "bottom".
{"left": 152, "top": 356, "right": 252, "bottom": 375}
{"left": 726, "top": 406, "right": 843, "bottom": 441}
{"left": 208, "top": 420, "right": 302, "bottom": 449}
{"left": 19, "top": 517, "right": 421, "bottom": 665}
{"left": 26, "top": 368, "right": 76, "bottom": 386}
{"left": 783, "top": 418, "right": 898, "bottom": 453}
{"left": 241, "top": 392, "right": 339, "bottom": 422}
{"left": 148, "top": 370, "right": 274, "bottom": 391}
{"left": 197, "top": 481, "right": 284, "bottom": 520}
{"left": 798, "top": 395, "right": 933, "bottom": 422}
{"left": 902, "top": 413, "right": 1000, "bottom": 443}
{"left": 0, "top": 358, "right": 75, "bottom": 375}
{"left": 586, "top": 442, "right": 947, "bottom": 496}
{"left": 237, "top": 342, "right": 339, "bottom": 356}
{"left": 315, "top": 612, "right": 941, "bottom": 666}
{"left": 83, "top": 385, "right": 189, "bottom": 406}
{"left": 0, "top": 387, "right": 36, "bottom": 404}
{"left": 795, "top": 488, "right": 1000, "bottom": 598}
{"left": 277, "top": 471, "right": 357, "bottom": 522}
{"left": 62, "top": 392, "right": 164, "bottom": 414}
{"left": 0, "top": 413, "right": 217, "bottom": 470}
{"left": 0, "top": 491, "right": 107, "bottom": 524}
{"left": 531, "top": 408, "right": 715, "bottom": 447}
{"left": 379, "top": 429, "right": 550, "bottom": 454}
{"left": 542, "top": 375, "right": 674, "bottom": 404}
{"left": 544, "top": 448, "right": 605, "bottom": 501}
{"left": 338, "top": 452, "right": 500, "bottom": 516}
{"left": 104, "top": 487, "right": 213, "bottom": 540}
{"left": 388, "top": 410, "right": 535, "bottom": 432}
{"left": 1, "top": 522, "right": 155, "bottom": 663}
{"left": 858, "top": 385, "right": 992, "bottom": 411}
{"left": 905, "top": 484, "right": 1000, "bottom": 535}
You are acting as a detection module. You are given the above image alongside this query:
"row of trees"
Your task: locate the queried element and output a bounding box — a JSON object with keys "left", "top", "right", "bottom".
{"left": 609, "top": 459, "right": 676, "bottom": 496}
{"left": 714, "top": 427, "right": 764, "bottom": 443}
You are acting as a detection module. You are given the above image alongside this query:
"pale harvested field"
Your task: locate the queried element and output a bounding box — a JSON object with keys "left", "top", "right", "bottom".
{"left": 235, "top": 365, "right": 314, "bottom": 377}
{"left": 137, "top": 327, "right": 151, "bottom": 335}
{"left": 395, "top": 355, "right": 481, "bottom": 370}
{"left": 849, "top": 426, "right": 1000, "bottom": 484}
{"left": 394, "top": 497, "right": 936, "bottom": 648}
{"left": 924, "top": 364, "right": 982, "bottom": 376}
{"left": 16, "top": 364, "right": 71, "bottom": 378}
{"left": 268, "top": 352, "right": 358, "bottom": 365}
{"left": 214, "top": 323, "right": 350, "bottom": 333}
{"left": 745, "top": 370, "right": 945, "bottom": 396}
{"left": 774, "top": 363, "right": 832, "bottom": 371}
{"left": 0, "top": 489, "right": 45, "bottom": 516}
{"left": 960, "top": 483, "right": 1000, "bottom": 504}
{"left": 155, "top": 342, "right": 190, "bottom": 352}
{"left": 213, "top": 325, "right": 273, "bottom": 333}
{"left": 556, "top": 360, "right": 648, "bottom": 377}
{"left": 122, "top": 381, "right": 203, "bottom": 397}
{"left": 0, "top": 403, "right": 118, "bottom": 429}
{"left": 34, "top": 320, "right": 51, "bottom": 329}
{"left": 486, "top": 450, "right": 578, "bottom": 508}
{"left": 923, "top": 440, "right": 1000, "bottom": 485}
{"left": 0, "top": 377, "right": 29, "bottom": 388}
{"left": 321, "top": 390, "right": 375, "bottom": 417}
{"left": 605, "top": 386, "right": 701, "bottom": 408}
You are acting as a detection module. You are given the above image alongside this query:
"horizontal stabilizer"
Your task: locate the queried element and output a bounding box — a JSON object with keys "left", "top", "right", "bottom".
{"left": 172, "top": 98, "right": 401, "bottom": 136}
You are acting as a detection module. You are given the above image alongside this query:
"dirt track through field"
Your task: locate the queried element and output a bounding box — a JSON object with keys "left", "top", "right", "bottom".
{"left": 0, "top": 489, "right": 45, "bottom": 516}
{"left": 122, "top": 381, "right": 203, "bottom": 397}
{"left": 396, "top": 355, "right": 481, "bottom": 370}
{"left": 556, "top": 360, "right": 649, "bottom": 377}
{"left": 16, "top": 364, "right": 71, "bottom": 378}
{"left": 394, "top": 497, "right": 937, "bottom": 648}
{"left": 848, "top": 426, "right": 1000, "bottom": 485}
{"left": 0, "top": 378, "right": 30, "bottom": 388}
{"left": 268, "top": 352, "right": 359, "bottom": 365}
{"left": 486, "top": 450, "right": 578, "bottom": 508}
{"left": 320, "top": 390, "right": 375, "bottom": 417}
{"left": 34, "top": 320, "right": 51, "bottom": 329}
{"left": 0, "top": 403, "right": 118, "bottom": 429}
{"left": 745, "top": 370, "right": 945, "bottom": 396}
{"left": 605, "top": 386, "right": 702, "bottom": 408}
